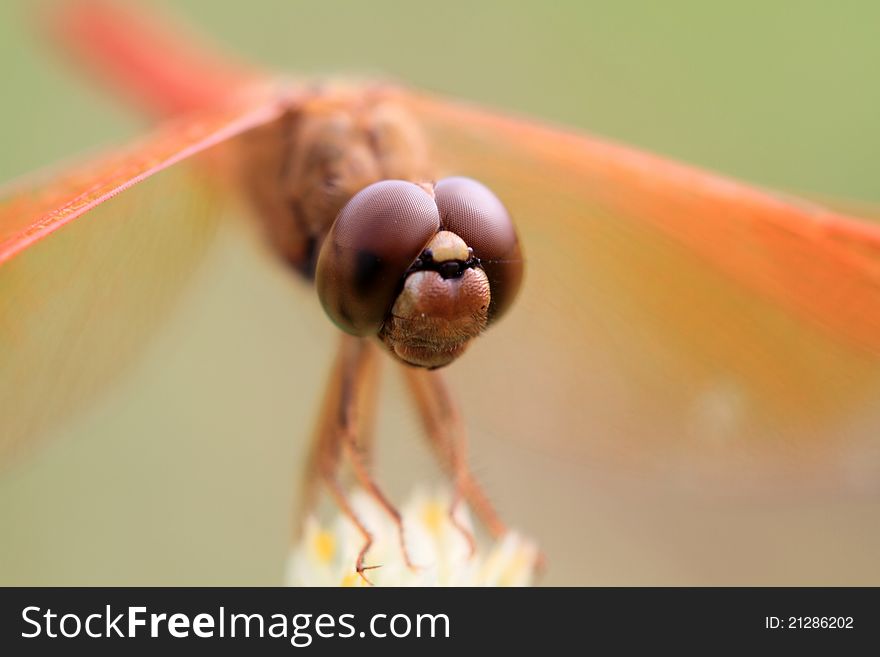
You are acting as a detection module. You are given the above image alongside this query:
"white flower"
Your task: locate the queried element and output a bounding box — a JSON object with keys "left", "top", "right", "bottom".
{"left": 285, "top": 488, "right": 539, "bottom": 587}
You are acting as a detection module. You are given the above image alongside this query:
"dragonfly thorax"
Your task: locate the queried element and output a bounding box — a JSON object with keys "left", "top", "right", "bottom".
{"left": 239, "top": 87, "right": 433, "bottom": 278}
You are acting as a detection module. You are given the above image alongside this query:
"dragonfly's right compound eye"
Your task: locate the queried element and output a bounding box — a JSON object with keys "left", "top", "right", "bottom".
{"left": 316, "top": 180, "right": 441, "bottom": 336}
{"left": 316, "top": 177, "right": 522, "bottom": 368}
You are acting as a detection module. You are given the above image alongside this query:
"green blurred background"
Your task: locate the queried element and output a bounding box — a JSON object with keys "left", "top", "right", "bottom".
{"left": 1, "top": 1, "right": 879, "bottom": 586}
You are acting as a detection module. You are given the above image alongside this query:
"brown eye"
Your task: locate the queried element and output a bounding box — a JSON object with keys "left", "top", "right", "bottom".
{"left": 316, "top": 180, "right": 441, "bottom": 335}
{"left": 434, "top": 177, "right": 523, "bottom": 322}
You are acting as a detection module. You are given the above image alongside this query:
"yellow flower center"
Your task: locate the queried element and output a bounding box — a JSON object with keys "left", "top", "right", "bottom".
{"left": 312, "top": 529, "right": 336, "bottom": 564}
{"left": 422, "top": 500, "right": 447, "bottom": 534}
{"left": 340, "top": 572, "right": 367, "bottom": 587}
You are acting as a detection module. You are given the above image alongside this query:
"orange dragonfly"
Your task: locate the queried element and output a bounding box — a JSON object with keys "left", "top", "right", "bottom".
{"left": 1, "top": 0, "right": 879, "bottom": 584}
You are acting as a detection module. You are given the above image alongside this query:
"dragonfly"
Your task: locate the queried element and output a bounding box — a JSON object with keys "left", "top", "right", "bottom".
{"left": 1, "top": 0, "right": 879, "bottom": 583}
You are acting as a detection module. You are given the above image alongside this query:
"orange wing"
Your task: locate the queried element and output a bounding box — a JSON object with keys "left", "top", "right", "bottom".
{"left": 395, "top": 90, "right": 880, "bottom": 495}
{"left": 0, "top": 99, "right": 284, "bottom": 265}
{"left": 0, "top": 97, "right": 286, "bottom": 461}
{"left": 43, "top": 0, "right": 259, "bottom": 117}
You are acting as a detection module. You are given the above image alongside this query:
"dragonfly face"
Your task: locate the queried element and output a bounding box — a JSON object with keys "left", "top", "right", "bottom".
{"left": 248, "top": 87, "right": 523, "bottom": 368}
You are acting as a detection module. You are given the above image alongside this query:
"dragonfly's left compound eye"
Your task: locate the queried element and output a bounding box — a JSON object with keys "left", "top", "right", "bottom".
{"left": 316, "top": 177, "right": 522, "bottom": 369}
{"left": 435, "top": 177, "right": 523, "bottom": 323}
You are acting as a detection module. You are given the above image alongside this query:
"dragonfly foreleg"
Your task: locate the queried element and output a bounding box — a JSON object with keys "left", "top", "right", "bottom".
{"left": 342, "top": 439, "right": 419, "bottom": 571}
{"left": 298, "top": 334, "right": 417, "bottom": 579}
{"left": 323, "top": 474, "right": 380, "bottom": 584}
{"left": 402, "top": 366, "right": 508, "bottom": 548}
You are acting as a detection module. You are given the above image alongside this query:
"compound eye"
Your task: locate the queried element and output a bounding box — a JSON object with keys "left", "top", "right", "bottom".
{"left": 316, "top": 180, "right": 441, "bottom": 335}
{"left": 435, "top": 177, "right": 523, "bottom": 322}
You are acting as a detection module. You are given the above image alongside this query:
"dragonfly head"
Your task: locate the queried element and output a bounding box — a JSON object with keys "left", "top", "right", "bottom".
{"left": 315, "top": 177, "right": 523, "bottom": 368}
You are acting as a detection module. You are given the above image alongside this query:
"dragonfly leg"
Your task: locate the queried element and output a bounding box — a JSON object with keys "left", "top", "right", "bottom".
{"left": 343, "top": 438, "right": 420, "bottom": 571}
{"left": 298, "top": 334, "right": 417, "bottom": 574}
{"left": 402, "top": 366, "right": 508, "bottom": 548}
{"left": 323, "top": 474, "right": 379, "bottom": 585}
{"left": 295, "top": 336, "right": 352, "bottom": 541}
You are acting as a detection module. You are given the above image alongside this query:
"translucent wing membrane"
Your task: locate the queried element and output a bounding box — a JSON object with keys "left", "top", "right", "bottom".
{"left": 0, "top": 101, "right": 283, "bottom": 264}
{"left": 399, "top": 90, "right": 880, "bottom": 494}
{"left": 0, "top": 99, "right": 284, "bottom": 461}
{"left": 45, "top": 0, "right": 260, "bottom": 117}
